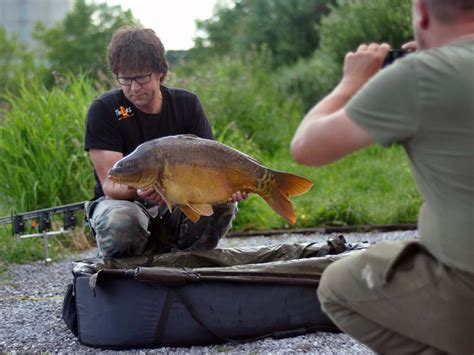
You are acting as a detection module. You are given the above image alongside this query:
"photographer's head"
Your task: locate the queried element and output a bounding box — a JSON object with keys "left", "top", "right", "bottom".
{"left": 107, "top": 26, "right": 169, "bottom": 82}
{"left": 425, "top": 0, "right": 474, "bottom": 24}
{"left": 412, "top": 0, "right": 474, "bottom": 49}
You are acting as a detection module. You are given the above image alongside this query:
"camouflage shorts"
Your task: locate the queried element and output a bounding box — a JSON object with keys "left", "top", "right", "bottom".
{"left": 85, "top": 197, "right": 237, "bottom": 258}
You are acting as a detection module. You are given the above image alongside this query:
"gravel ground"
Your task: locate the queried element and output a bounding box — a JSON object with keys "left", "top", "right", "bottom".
{"left": 0, "top": 230, "right": 417, "bottom": 354}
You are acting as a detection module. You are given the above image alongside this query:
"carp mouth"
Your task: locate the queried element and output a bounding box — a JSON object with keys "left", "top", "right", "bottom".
{"left": 108, "top": 170, "right": 153, "bottom": 189}
{"left": 107, "top": 173, "right": 121, "bottom": 183}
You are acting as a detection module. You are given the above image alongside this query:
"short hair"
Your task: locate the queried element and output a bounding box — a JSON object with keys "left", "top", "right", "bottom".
{"left": 425, "top": 0, "right": 474, "bottom": 23}
{"left": 107, "top": 26, "right": 168, "bottom": 80}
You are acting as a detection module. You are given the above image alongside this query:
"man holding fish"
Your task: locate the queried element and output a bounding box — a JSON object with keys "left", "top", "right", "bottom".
{"left": 84, "top": 27, "right": 247, "bottom": 257}
{"left": 291, "top": 0, "right": 473, "bottom": 353}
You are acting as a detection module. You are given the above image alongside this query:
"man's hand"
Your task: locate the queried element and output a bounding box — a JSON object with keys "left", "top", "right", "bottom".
{"left": 229, "top": 191, "right": 248, "bottom": 203}
{"left": 137, "top": 186, "right": 165, "bottom": 205}
{"left": 402, "top": 40, "right": 418, "bottom": 52}
{"left": 90, "top": 149, "right": 137, "bottom": 200}
{"left": 341, "top": 43, "right": 390, "bottom": 91}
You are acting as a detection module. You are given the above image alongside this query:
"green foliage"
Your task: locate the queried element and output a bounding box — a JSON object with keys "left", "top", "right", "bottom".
{"left": 166, "top": 50, "right": 189, "bottom": 69}
{"left": 0, "top": 26, "right": 38, "bottom": 98}
{"left": 227, "top": 145, "right": 420, "bottom": 231}
{"left": 170, "top": 51, "right": 304, "bottom": 155}
{"left": 279, "top": 0, "right": 413, "bottom": 109}
{"left": 319, "top": 0, "right": 413, "bottom": 64}
{"left": 0, "top": 75, "right": 97, "bottom": 212}
{"left": 278, "top": 50, "right": 340, "bottom": 111}
{"left": 0, "top": 230, "right": 44, "bottom": 265}
{"left": 192, "top": 0, "right": 336, "bottom": 67}
{"left": 0, "top": 224, "right": 92, "bottom": 265}
{"left": 34, "top": 0, "right": 138, "bottom": 83}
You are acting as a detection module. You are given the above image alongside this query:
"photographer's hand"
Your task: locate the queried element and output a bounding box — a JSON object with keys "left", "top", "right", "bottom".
{"left": 402, "top": 41, "right": 418, "bottom": 52}
{"left": 340, "top": 43, "right": 390, "bottom": 92}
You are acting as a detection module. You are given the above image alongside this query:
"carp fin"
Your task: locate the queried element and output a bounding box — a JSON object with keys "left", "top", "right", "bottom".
{"left": 177, "top": 134, "right": 200, "bottom": 140}
{"left": 153, "top": 182, "right": 173, "bottom": 213}
{"left": 180, "top": 205, "right": 200, "bottom": 223}
{"left": 273, "top": 171, "right": 313, "bottom": 197}
{"left": 262, "top": 191, "right": 296, "bottom": 225}
{"left": 187, "top": 203, "right": 214, "bottom": 217}
{"left": 179, "top": 203, "right": 214, "bottom": 223}
{"left": 261, "top": 171, "right": 313, "bottom": 224}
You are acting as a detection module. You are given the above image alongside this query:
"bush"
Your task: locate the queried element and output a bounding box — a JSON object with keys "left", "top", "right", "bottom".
{"left": 278, "top": 50, "right": 340, "bottom": 112}
{"left": 0, "top": 26, "right": 39, "bottom": 99}
{"left": 279, "top": 0, "right": 413, "bottom": 109}
{"left": 170, "top": 51, "right": 304, "bottom": 156}
{"left": 319, "top": 0, "right": 413, "bottom": 63}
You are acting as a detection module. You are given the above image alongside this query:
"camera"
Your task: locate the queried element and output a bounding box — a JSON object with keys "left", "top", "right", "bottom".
{"left": 382, "top": 49, "right": 407, "bottom": 67}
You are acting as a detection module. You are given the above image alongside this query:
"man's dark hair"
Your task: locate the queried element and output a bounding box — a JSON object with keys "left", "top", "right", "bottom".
{"left": 107, "top": 26, "right": 169, "bottom": 80}
{"left": 425, "top": 0, "right": 474, "bottom": 23}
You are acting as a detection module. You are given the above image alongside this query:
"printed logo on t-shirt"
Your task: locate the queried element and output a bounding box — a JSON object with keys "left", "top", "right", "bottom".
{"left": 115, "top": 105, "right": 134, "bottom": 120}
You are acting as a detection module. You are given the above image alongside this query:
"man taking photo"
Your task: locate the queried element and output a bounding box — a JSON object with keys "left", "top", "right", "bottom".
{"left": 291, "top": 0, "right": 474, "bottom": 353}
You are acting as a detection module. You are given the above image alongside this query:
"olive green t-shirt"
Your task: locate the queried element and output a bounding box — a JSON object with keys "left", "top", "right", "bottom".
{"left": 346, "top": 38, "right": 474, "bottom": 273}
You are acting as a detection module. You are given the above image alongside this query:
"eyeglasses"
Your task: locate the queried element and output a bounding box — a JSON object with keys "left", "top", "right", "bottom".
{"left": 116, "top": 73, "right": 153, "bottom": 86}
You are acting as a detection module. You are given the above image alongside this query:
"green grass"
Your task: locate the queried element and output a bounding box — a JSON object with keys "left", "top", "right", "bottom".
{"left": 232, "top": 145, "right": 420, "bottom": 230}
{"left": 0, "top": 228, "right": 69, "bottom": 267}
{"left": 0, "top": 75, "right": 96, "bottom": 212}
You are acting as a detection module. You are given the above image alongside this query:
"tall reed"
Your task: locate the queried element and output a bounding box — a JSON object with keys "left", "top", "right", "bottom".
{"left": 0, "top": 75, "right": 97, "bottom": 212}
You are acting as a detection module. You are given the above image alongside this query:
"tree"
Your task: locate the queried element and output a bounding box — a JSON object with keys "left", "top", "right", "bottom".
{"left": 318, "top": 0, "right": 413, "bottom": 64}
{"left": 191, "top": 0, "right": 336, "bottom": 67}
{"left": 34, "top": 0, "right": 138, "bottom": 81}
{"left": 0, "top": 26, "right": 36, "bottom": 98}
{"left": 192, "top": 1, "right": 243, "bottom": 58}
{"left": 278, "top": 0, "right": 413, "bottom": 109}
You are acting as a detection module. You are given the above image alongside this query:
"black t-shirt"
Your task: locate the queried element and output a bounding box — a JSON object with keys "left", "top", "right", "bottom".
{"left": 84, "top": 86, "right": 214, "bottom": 198}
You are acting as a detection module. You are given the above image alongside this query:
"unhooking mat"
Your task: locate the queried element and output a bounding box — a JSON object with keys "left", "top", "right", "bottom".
{"left": 63, "top": 235, "right": 367, "bottom": 349}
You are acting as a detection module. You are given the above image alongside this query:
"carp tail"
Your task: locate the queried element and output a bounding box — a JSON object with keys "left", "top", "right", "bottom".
{"left": 261, "top": 171, "right": 313, "bottom": 224}
{"left": 273, "top": 170, "right": 313, "bottom": 197}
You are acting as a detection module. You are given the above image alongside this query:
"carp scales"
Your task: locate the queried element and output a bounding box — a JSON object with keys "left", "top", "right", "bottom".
{"left": 108, "top": 134, "right": 313, "bottom": 224}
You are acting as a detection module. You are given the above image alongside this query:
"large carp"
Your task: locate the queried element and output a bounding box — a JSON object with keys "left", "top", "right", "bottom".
{"left": 108, "top": 135, "right": 313, "bottom": 224}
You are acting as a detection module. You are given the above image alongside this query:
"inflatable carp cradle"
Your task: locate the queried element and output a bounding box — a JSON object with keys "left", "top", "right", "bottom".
{"left": 63, "top": 236, "right": 367, "bottom": 349}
